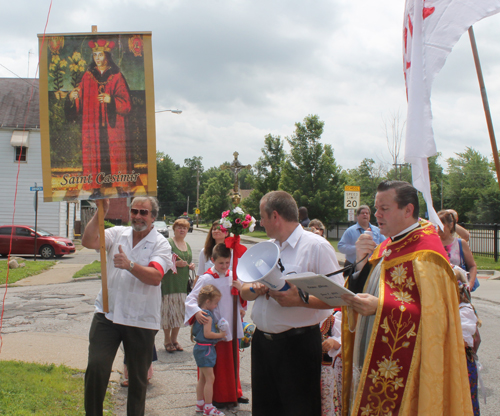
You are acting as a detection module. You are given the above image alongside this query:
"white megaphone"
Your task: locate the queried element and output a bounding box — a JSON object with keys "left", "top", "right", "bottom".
{"left": 237, "top": 241, "right": 290, "bottom": 291}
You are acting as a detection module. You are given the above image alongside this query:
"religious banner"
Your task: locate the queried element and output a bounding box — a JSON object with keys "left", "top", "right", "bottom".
{"left": 38, "top": 32, "right": 156, "bottom": 202}
{"left": 403, "top": 0, "right": 500, "bottom": 225}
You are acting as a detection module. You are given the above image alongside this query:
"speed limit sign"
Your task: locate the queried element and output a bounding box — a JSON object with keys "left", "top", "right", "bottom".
{"left": 344, "top": 186, "right": 360, "bottom": 209}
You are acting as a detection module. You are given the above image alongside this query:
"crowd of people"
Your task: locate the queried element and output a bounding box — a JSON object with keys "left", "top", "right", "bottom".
{"left": 81, "top": 181, "right": 482, "bottom": 416}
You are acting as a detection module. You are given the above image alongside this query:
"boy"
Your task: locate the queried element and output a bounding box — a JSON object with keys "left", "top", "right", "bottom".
{"left": 185, "top": 244, "right": 247, "bottom": 407}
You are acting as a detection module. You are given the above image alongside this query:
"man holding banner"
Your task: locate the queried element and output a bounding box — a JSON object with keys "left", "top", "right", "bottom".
{"left": 82, "top": 196, "right": 172, "bottom": 416}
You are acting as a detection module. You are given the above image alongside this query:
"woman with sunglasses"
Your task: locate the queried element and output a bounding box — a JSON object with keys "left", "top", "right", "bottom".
{"left": 161, "top": 218, "right": 195, "bottom": 353}
{"left": 196, "top": 221, "right": 231, "bottom": 285}
{"left": 437, "top": 210, "right": 478, "bottom": 291}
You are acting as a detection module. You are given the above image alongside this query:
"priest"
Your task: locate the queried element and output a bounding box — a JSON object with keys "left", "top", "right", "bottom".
{"left": 341, "top": 180, "right": 473, "bottom": 416}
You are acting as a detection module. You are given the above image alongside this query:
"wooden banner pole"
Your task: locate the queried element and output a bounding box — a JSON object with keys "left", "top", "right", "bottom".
{"left": 90, "top": 24, "right": 108, "bottom": 312}
{"left": 468, "top": 26, "right": 500, "bottom": 191}
{"left": 97, "top": 199, "right": 109, "bottom": 313}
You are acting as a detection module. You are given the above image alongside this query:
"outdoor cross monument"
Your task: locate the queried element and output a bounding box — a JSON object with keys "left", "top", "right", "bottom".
{"left": 222, "top": 151, "right": 251, "bottom": 206}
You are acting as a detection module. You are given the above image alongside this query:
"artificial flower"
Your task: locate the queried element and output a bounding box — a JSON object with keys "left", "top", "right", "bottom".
{"left": 219, "top": 206, "right": 256, "bottom": 236}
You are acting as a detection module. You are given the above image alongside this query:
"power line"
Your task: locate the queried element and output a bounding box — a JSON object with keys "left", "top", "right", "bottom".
{"left": 0, "top": 63, "right": 39, "bottom": 89}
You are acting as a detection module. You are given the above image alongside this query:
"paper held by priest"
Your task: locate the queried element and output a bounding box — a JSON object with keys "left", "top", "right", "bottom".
{"left": 285, "top": 272, "right": 354, "bottom": 307}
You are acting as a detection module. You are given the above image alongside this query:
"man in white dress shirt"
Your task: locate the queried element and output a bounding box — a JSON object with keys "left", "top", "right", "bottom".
{"left": 240, "top": 191, "right": 342, "bottom": 416}
{"left": 82, "top": 197, "right": 172, "bottom": 416}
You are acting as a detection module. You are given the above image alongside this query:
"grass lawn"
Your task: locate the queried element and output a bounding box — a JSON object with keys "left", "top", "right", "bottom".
{"left": 0, "top": 361, "right": 114, "bottom": 415}
{"left": 473, "top": 255, "right": 500, "bottom": 271}
{"left": 328, "top": 239, "right": 339, "bottom": 251}
{"left": 0, "top": 260, "right": 56, "bottom": 285}
{"left": 246, "top": 230, "right": 269, "bottom": 239}
{"left": 73, "top": 260, "right": 102, "bottom": 279}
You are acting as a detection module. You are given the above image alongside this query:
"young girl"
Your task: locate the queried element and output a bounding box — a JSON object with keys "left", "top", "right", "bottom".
{"left": 185, "top": 243, "right": 246, "bottom": 406}
{"left": 192, "top": 285, "right": 227, "bottom": 416}
{"left": 455, "top": 269, "right": 481, "bottom": 416}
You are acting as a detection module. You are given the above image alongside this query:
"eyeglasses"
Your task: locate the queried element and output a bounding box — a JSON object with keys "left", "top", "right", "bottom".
{"left": 130, "top": 208, "right": 150, "bottom": 216}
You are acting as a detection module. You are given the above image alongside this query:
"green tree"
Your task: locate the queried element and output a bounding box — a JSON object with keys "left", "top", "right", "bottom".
{"left": 475, "top": 183, "right": 500, "bottom": 223}
{"left": 427, "top": 153, "right": 444, "bottom": 215}
{"left": 199, "top": 170, "right": 233, "bottom": 222}
{"left": 156, "top": 152, "right": 181, "bottom": 217}
{"left": 177, "top": 156, "right": 203, "bottom": 216}
{"left": 444, "top": 147, "right": 495, "bottom": 222}
{"left": 345, "top": 158, "right": 386, "bottom": 216}
{"left": 279, "top": 115, "right": 344, "bottom": 223}
{"left": 386, "top": 163, "right": 412, "bottom": 182}
{"left": 243, "top": 134, "right": 286, "bottom": 218}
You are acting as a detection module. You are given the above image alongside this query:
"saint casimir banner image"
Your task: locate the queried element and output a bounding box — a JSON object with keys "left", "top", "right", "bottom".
{"left": 38, "top": 32, "right": 156, "bottom": 202}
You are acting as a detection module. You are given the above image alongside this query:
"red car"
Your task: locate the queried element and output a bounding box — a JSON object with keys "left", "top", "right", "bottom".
{"left": 0, "top": 225, "right": 75, "bottom": 259}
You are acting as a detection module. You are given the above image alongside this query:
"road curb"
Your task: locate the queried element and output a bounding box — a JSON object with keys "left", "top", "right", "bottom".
{"left": 478, "top": 270, "right": 500, "bottom": 280}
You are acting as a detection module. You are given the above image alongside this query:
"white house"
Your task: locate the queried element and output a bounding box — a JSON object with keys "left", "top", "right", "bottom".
{"left": 0, "top": 78, "right": 77, "bottom": 239}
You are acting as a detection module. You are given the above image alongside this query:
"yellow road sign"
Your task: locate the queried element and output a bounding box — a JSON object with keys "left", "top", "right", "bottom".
{"left": 344, "top": 185, "right": 360, "bottom": 192}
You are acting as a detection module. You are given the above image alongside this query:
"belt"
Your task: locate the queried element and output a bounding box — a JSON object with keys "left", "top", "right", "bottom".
{"left": 260, "top": 324, "right": 318, "bottom": 341}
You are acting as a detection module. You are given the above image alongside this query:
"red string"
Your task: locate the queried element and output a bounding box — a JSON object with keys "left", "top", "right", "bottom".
{"left": 0, "top": 0, "right": 53, "bottom": 354}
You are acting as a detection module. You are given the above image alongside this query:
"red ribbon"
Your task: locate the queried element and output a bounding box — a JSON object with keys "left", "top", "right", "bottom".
{"left": 225, "top": 235, "right": 247, "bottom": 301}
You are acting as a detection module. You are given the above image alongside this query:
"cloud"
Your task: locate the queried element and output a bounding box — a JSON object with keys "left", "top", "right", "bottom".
{"left": 1, "top": 0, "right": 500, "bottom": 176}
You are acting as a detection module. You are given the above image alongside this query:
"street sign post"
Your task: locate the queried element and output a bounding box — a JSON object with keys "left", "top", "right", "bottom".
{"left": 30, "top": 183, "right": 42, "bottom": 260}
{"left": 344, "top": 185, "right": 360, "bottom": 210}
{"left": 348, "top": 209, "right": 355, "bottom": 221}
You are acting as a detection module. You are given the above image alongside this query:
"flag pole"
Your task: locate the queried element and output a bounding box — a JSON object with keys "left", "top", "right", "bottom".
{"left": 468, "top": 26, "right": 500, "bottom": 191}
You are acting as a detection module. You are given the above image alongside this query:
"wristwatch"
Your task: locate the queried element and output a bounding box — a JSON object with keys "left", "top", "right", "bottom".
{"left": 129, "top": 261, "right": 135, "bottom": 272}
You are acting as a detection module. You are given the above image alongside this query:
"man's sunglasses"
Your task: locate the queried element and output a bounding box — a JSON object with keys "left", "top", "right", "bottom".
{"left": 130, "top": 208, "right": 150, "bottom": 216}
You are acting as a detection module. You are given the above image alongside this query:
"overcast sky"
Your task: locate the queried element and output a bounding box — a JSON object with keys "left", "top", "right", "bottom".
{"left": 2, "top": 0, "right": 500, "bottom": 173}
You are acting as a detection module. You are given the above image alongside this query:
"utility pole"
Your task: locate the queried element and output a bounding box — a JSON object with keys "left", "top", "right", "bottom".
{"left": 196, "top": 168, "right": 200, "bottom": 228}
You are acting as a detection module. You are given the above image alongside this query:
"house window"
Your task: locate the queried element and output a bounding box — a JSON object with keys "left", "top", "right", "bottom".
{"left": 15, "top": 146, "right": 27, "bottom": 162}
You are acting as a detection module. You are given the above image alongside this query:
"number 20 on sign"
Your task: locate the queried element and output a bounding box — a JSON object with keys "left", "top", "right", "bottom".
{"left": 344, "top": 186, "right": 360, "bottom": 209}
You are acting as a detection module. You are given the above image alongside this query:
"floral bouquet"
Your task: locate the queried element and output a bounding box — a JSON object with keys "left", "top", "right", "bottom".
{"left": 219, "top": 206, "right": 256, "bottom": 236}
{"left": 219, "top": 206, "right": 255, "bottom": 298}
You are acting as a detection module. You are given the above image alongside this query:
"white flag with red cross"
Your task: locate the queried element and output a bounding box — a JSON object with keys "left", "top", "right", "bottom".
{"left": 403, "top": 0, "right": 500, "bottom": 225}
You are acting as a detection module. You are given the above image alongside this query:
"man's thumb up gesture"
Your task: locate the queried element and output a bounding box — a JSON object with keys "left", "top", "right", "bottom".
{"left": 114, "top": 245, "right": 130, "bottom": 270}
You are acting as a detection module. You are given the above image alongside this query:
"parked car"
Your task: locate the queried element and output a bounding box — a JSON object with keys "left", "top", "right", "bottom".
{"left": 0, "top": 225, "right": 75, "bottom": 259}
{"left": 177, "top": 215, "right": 194, "bottom": 232}
{"left": 153, "top": 221, "right": 169, "bottom": 238}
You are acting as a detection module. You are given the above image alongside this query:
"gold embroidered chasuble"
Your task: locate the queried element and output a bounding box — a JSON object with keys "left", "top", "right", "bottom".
{"left": 342, "top": 221, "right": 473, "bottom": 416}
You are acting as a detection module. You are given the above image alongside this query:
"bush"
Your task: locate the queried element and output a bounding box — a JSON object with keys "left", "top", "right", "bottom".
{"left": 104, "top": 220, "right": 115, "bottom": 229}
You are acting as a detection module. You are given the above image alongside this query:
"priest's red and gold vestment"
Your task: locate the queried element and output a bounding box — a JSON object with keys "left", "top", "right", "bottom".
{"left": 342, "top": 221, "right": 473, "bottom": 415}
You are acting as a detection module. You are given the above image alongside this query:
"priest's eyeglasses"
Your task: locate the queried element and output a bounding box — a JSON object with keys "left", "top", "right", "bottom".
{"left": 130, "top": 208, "right": 150, "bottom": 216}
